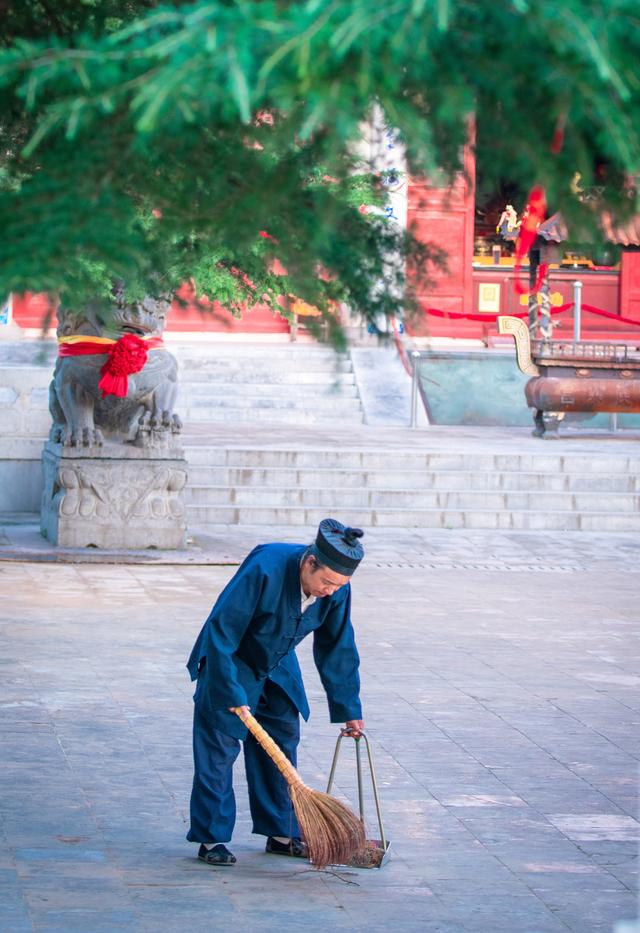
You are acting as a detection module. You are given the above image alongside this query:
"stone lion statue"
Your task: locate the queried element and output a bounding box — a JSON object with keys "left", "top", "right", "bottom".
{"left": 49, "top": 290, "right": 182, "bottom": 447}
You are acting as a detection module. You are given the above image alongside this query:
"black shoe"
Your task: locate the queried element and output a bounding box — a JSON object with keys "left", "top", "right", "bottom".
{"left": 197, "top": 843, "right": 236, "bottom": 865}
{"left": 265, "top": 836, "right": 308, "bottom": 859}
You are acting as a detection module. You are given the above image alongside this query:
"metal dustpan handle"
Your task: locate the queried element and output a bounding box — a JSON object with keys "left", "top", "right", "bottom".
{"left": 326, "top": 730, "right": 387, "bottom": 851}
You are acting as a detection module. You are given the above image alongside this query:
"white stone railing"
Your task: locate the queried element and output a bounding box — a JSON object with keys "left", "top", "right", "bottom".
{"left": 0, "top": 365, "right": 51, "bottom": 512}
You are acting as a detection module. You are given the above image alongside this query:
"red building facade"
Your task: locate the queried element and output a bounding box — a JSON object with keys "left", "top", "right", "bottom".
{"left": 405, "top": 153, "right": 640, "bottom": 343}
{"left": 10, "top": 149, "right": 640, "bottom": 342}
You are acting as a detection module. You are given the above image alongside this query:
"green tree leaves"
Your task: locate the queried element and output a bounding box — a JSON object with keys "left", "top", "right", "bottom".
{"left": 0, "top": 0, "right": 638, "bottom": 328}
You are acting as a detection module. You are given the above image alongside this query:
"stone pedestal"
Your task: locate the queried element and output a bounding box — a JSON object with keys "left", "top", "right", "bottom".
{"left": 41, "top": 441, "right": 188, "bottom": 549}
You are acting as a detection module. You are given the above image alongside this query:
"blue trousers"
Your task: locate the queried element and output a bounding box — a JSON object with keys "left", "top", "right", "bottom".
{"left": 187, "top": 679, "right": 301, "bottom": 844}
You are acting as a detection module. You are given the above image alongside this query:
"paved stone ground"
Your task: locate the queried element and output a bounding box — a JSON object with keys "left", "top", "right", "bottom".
{"left": 0, "top": 528, "right": 638, "bottom": 932}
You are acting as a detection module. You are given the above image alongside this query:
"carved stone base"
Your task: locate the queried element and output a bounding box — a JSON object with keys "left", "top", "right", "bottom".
{"left": 40, "top": 441, "right": 188, "bottom": 549}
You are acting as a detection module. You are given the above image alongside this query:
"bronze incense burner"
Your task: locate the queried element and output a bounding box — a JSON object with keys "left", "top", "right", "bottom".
{"left": 499, "top": 316, "right": 640, "bottom": 436}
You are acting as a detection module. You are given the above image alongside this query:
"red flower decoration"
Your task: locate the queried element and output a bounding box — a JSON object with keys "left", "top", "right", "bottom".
{"left": 98, "top": 333, "right": 149, "bottom": 398}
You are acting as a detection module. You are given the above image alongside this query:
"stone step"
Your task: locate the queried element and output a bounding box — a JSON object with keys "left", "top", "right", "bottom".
{"left": 178, "top": 369, "right": 357, "bottom": 385}
{"left": 184, "top": 484, "right": 640, "bottom": 513}
{"left": 182, "top": 445, "right": 640, "bottom": 474}
{"left": 178, "top": 396, "right": 362, "bottom": 413}
{"left": 183, "top": 408, "right": 364, "bottom": 424}
{"left": 0, "top": 348, "right": 350, "bottom": 372}
{"left": 171, "top": 344, "right": 346, "bottom": 361}
{"left": 184, "top": 504, "right": 640, "bottom": 532}
{"left": 177, "top": 382, "right": 360, "bottom": 399}
{"left": 177, "top": 355, "right": 353, "bottom": 371}
{"left": 185, "top": 465, "right": 640, "bottom": 493}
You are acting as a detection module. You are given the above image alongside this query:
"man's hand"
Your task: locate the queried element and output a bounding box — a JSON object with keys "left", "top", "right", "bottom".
{"left": 230, "top": 705, "right": 251, "bottom": 718}
{"left": 342, "top": 719, "right": 365, "bottom": 738}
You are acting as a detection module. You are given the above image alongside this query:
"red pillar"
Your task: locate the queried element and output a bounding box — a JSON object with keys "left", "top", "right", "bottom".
{"left": 619, "top": 251, "right": 640, "bottom": 321}
{"left": 406, "top": 146, "right": 476, "bottom": 337}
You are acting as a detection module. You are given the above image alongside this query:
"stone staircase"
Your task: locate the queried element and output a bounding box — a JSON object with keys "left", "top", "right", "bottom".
{"left": 1, "top": 339, "right": 639, "bottom": 531}
{"left": 173, "top": 342, "right": 364, "bottom": 425}
{"left": 182, "top": 443, "right": 640, "bottom": 531}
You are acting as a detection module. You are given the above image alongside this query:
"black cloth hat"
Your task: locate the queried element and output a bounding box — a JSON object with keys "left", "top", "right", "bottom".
{"left": 310, "top": 518, "right": 365, "bottom": 576}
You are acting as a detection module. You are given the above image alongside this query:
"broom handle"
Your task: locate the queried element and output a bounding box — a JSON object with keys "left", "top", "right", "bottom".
{"left": 232, "top": 707, "right": 305, "bottom": 788}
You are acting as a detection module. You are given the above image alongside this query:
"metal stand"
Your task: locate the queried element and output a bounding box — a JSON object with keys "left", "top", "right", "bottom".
{"left": 326, "top": 731, "right": 390, "bottom": 868}
{"left": 573, "top": 279, "right": 582, "bottom": 342}
{"left": 410, "top": 350, "right": 420, "bottom": 428}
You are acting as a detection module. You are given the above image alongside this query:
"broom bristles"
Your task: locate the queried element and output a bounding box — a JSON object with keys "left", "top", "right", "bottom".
{"left": 290, "top": 783, "right": 366, "bottom": 870}
{"left": 233, "top": 707, "right": 366, "bottom": 870}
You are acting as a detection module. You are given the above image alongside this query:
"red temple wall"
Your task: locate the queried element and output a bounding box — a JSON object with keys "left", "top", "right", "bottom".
{"left": 11, "top": 286, "right": 290, "bottom": 335}
{"left": 405, "top": 149, "right": 639, "bottom": 341}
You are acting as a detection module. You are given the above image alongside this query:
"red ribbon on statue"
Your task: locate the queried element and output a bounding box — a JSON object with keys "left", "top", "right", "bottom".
{"left": 58, "top": 334, "right": 164, "bottom": 398}
{"left": 98, "top": 333, "right": 152, "bottom": 398}
{"left": 513, "top": 186, "right": 547, "bottom": 296}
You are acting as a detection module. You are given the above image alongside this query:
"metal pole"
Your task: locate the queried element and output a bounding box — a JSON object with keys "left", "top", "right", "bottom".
{"left": 410, "top": 350, "right": 420, "bottom": 428}
{"left": 362, "top": 734, "right": 387, "bottom": 850}
{"left": 355, "top": 738, "right": 365, "bottom": 823}
{"left": 610, "top": 412, "right": 618, "bottom": 433}
{"left": 326, "top": 733, "right": 343, "bottom": 794}
{"left": 573, "top": 280, "right": 583, "bottom": 343}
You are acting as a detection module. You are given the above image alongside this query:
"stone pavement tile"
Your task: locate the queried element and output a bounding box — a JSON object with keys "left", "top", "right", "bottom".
{"left": 0, "top": 909, "right": 33, "bottom": 933}
{"left": 512, "top": 852, "right": 630, "bottom": 894}
{"left": 533, "top": 889, "right": 639, "bottom": 933}
{"left": 573, "top": 840, "right": 639, "bottom": 865}
{"left": 0, "top": 872, "right": 33, "bottom": 933}
{"left": 381, "top": 849, "right": 523, "bottom": 889}
{"left": 594, "top": 856, "right": 639, "bottom": 891}
{"left": 224, "top": 907, "right": 379, "bottom": 931}
{"left": 96, "top": 816, "right": 183, "bottom": 840}
{"left": 426, "top": 874, "right": 535, "bottom": 899}
{"left": 28, "top": 908, "right": 138, "bottom": 932}
{"left": 2, "top": 825, "right": 102, "bottom": 850}
{"left": 524, "top": 868, "right": 630, "bottom": 895}
{"left": 451, "top": 812, "right": 566, "bottom": 844}
{"left": 513, "top": 854, "right": 625, "bottom": 884}
{"left": 13, "top": 848, "right": 109, "bottom": 870}
{"left": 377, "top": 925, "right": 466, "bottom": 933}
{"left": 127, "top": 884, "right": 237, "bottom": 920}
{"left": 435, "top": 892, "right": 571, "bottom": 933}
{"left": 19, "top": 875, "right": 131, "bottom": 913}
{"left": 336, "top": 899, "right": 466, "bottom": 932}
{"left": 546, "top": 813, "right": 640, "bottom": 843}
{"left": 0, "top": 867, "right": 21, "bottom": 886}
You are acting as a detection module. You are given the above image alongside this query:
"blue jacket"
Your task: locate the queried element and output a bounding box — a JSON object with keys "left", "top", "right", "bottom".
{"left": 187, "top": 543, "right": 362, "bottom": 739}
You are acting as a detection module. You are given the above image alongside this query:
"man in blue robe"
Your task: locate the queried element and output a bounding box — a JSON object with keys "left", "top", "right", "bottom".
{"left": 186, "top": 518, "right": 365, "bottom": 865}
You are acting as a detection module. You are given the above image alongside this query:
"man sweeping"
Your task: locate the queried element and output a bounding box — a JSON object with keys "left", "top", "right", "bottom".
{"left": 186, "top": 518, "right": 365, "bottom": 866}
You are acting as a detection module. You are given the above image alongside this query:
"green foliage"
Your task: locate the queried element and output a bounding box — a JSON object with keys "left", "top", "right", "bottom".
{"left": 0, "top": 0, "right": 638, "bottom": 332}
{"left": 0, "top": 1, "right": 179, "bottom": 44}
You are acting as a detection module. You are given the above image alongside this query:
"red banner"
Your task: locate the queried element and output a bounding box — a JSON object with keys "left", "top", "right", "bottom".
{"left": 59, "top": 334, "right": 164, "bottom": 398}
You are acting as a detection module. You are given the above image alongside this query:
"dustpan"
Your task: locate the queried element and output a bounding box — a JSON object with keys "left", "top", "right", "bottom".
{"left": 326, "top": 729, "right": 390, "bottom": 868}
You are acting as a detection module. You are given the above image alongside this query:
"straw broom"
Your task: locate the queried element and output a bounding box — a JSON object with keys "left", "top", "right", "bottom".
{"left": 233, "top": 707, "right": 365, "bottom": 870}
